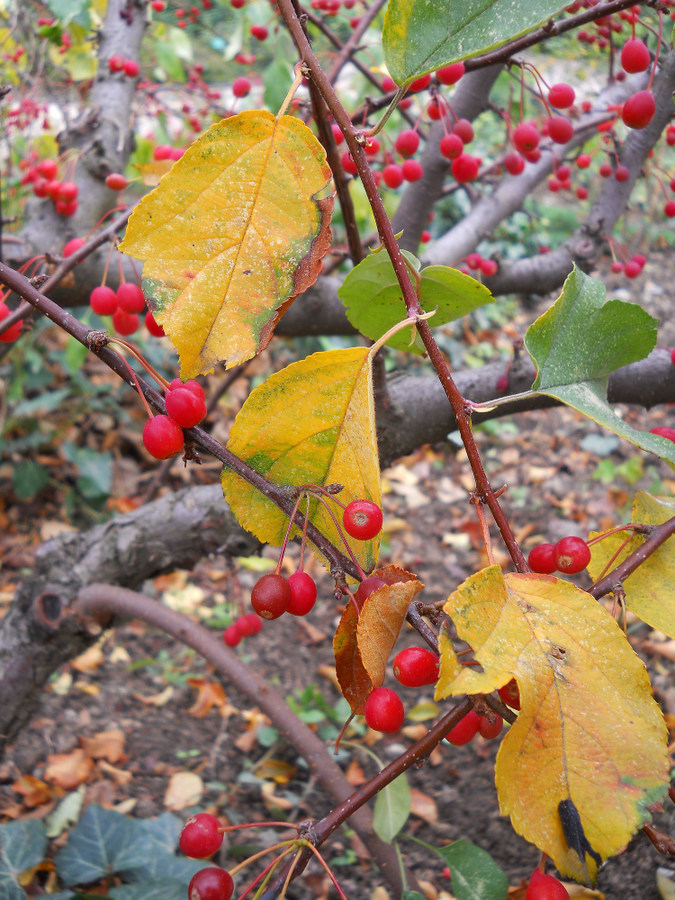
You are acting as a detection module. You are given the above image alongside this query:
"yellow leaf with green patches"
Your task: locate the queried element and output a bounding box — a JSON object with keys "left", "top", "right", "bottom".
{"left": 436, "top": 565, "right": 669, "bottom": 884}
{"left": 222, "top": 347, "right": 381, "bottom": 573}
{"left": 587, "top": 491, "right": 675, "bottom": 638}
{"left": 119, "top": 111, "right": 334, "bottom": 378}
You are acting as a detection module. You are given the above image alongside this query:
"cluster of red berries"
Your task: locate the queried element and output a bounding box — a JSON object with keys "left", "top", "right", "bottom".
{"left": 142, "top": 379, "right": 207, "bottom": 459}
{"left": 222, "top": 611, "right": 263, "bottom": 647}
{"left": 108, "top": 56, "right": 140, "bottom": 77}
{"left": 528, "top": 536, "right": 591, "bottom": 575}
{"left": 250, "top": 570, "right": 318, "bottom": 619}
{"left": 179, "top": 813, "right": 234, "bottom": 900}
{"left": 23, "top": 158, "right": 79, "bottom": 217}
{"left": 363, "top": 644, "right": 440, "bottom": 733}
{"left": 445, "top": 680, "right": 520, "bottom": 746}
{"left": 153, "top": 143, "right": 185, "bottom": 162}
{"left": 462, "top": 253, "right": 498, "bottom": 278}
{"left": 153, "top": 0, "right": 213, "bottom": 28}
{"left": 610, "top": 252, "right": 647, "bottom": 279}
{"left": 88, "top": 281, "right": 164, "bottom": 337}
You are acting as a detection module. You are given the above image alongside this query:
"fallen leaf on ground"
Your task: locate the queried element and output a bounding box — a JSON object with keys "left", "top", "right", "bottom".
{"left": 44, "top": 749, "right": 94, "bottom": 790}
{"left": 164, "top": 771, "right": 204, "bottom": 810}
{"left": 80, "top": 729, "right": 125, "bottom": 763}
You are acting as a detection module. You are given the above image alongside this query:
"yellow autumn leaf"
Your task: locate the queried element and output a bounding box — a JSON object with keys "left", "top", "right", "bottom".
{"left": 119, "top": 110, "right": 334, "bottom": 378}
{"left": 587, "top": 491, "right": 675, "bottom": 637}
{"left": 435, "top": 565, "right": 669, "bottom": 884}
{"left": 222, "top": 347, "right": 381, "bottom": 573}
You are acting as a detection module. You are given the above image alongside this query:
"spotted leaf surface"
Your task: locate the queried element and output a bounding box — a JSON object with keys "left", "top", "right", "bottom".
{"left": 436, "top": 565, "right": 669, "bottom": 883}
{"left": 119, "top": 111, "right": 333, "bottom": 378}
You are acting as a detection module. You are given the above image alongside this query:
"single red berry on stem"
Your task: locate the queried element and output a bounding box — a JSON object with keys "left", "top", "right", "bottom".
{"left": 439, "top": 133, "right": 464, "bottom": 160}
{"left": 112, "top": 308, "right": 139, "bottom": 335}
{"left": 622, "top": 90, "right": 655, "bottom": 129}
{"left": 553, "top": 536, "right": 591, "bottom": 574}
{"left": 142, "top": 415, "right": 184, "bottom": 459}
{"left": 187, "top": 867, "right": 235, "bottom": 900}
{"left": 145, "top": 310, "right": 165, "bottom": 336}
{"left": 63, "top": 237, "right": 85, "bottom": 257}
{"left": 179, "top": 813, "right": 223, "bottom": 858}
{"left": 116, "top": 282, "right": 146, "bottom": 313}
{"left": 287, "top": 571, "right": 317, "bottom": 616}
{"left": 166, "top": 386, "right": 207, "bottom": 428}
{"left": 395, "top": 129, "right": 420, "bottom": 157}
{"left": 528, "top": 542, "right": 557, "bottom": 574}
{"left": 513, "top": 122, "right": 539, "bottom": 153}
{"left": 364, "top": 687, "right": 405, "bottom": 733}
{"left": 223, "top": 623, "right": 241, "bottom": 647}
{"left": 498, "top": 679, "right": 520, "bottom": 710}
{"left": 620, "top": 37, "right": 650, "bottom": 73}
{"left": 251, "top": 573, "right": 290, "bottom": 619}
{"left": 90, "top": 285, "right": 118, "bottom": 316}
{"left": 477, "top": 712, "right": 503, "bottom": 739}
{"left": 525, "top": 868, "right": 569, "bottom": 899}
{"left": 0, "top": 303, "right": 22, "bottom": 343}
{"left": 547, "top": 83, "right": 575, "bottom": 109}
{"left": 343, "top": 500, "right": 383, "bottom": 540}
{"left": 354, "top": 575, "right": 387, "bottom": 606}
{"left": 436, "top": 62, "right": 464, "bottom": 85}
{"left": 446, "top": 709, "right": 481, "bottom": 745}
{"left": 106, "top": 172, "right": 129, "bottom": 191}
{"left": 169, "top": 378, "right": 206, "bottom": 403}
{"left": 393, "top": 647, "right": 439, "bottom": 687}
{"left": 241, "top": 611, "right": 263, "bottom": 634}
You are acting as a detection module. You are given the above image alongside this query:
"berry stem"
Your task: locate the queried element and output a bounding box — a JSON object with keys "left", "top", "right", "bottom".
{"left": 298, "top": 495, "right": 311, "bottom": 570}
{"left": 276, "top": 490, "right": 307, "bottom": 573}
{"left": 107, "top": 338, "right": 170, "bottom": 389}
{"left": 313, "top": 494, "right": 368, "bottom": 581}
{"left": 114, "top": 353, "right": 154, "bottom": 419}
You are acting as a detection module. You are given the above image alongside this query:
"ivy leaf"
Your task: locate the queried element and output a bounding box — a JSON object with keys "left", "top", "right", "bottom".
{"left": 588, "top": 491, "right": 675, "bottom": 637}
{"left": 222, "top": 347, "right": 381, "bottom": 573}
{"left": 524, "top": 266, "right": 674, "bottom": 465}
{"left": 337, "top": 252, "right": 493, "bottom": 354}
{"left": 437, "top": 839, "right": 508, "bottom": 900}
{"left": 373, "top": 773, "right": 411, "bottom": 843}
{"left": 383, "top": 0, "right": 569, "bottom": 86}
{"left": 0, "top": 820, "right": 47, "bottom": 900}
{"left": 334, "top": 566, "right": 419, "bottom": 713}
{"left": 120, "top": 111, "right": 334, "bottom": 378}
{"left": 435, "top": 566, "right": 669, "bottom": 883}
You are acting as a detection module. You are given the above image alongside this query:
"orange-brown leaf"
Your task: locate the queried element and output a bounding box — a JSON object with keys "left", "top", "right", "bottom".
{"left": 44, "top": 749, "right": 94, "bottom": 790}
{"left": 187, "top": 677, "right": 227, "bottom": 718}
{"left": 80, "top": 729, "right": 125, "bottom": 763}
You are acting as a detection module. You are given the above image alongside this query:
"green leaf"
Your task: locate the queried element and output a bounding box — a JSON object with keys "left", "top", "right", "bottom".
{"left": 338, "top": 252, "right": 493, "bottom": 354}
{"left": 402, "top": 893, "right": 427, "bottom": 900}
{"left": 524, "top": 267, "right": 675, "bottom": 465}
{"left": 62, "top": 444, "right": 112, "bottom": 500}
{"left": 64, "top": 337, "right": 89, "bottom": 375}
{"left": 263, "top": 34, "right": 295, "bottom": 113}
{"left": 373, "top": 772, "right": 410, "bottom": 842}
{"left": 109, "top": 880, "right": 190, "bottom": 900}
{"left": 437, "top": 840, "right": 508, "bottom": 900}
{"left": 54, "top": 805, "right": 154, "bottom": 886}
{"left": 383, "top": 0, "right": 569, "bottom": 86}
{"left": 0, "top": 820, "right": 48, "bottom": 894}
{"left": 12, "top": 461, "right": 49, "bottom": 500}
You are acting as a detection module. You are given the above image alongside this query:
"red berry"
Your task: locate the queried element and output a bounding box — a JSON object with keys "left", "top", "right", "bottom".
{"left": 553, "top": 536, "right": 591, "bottom": 574}
{"left": 622, "top": 90, "right": 655, "bottom": 129}
{"left": 331, "top": 123, "right": 344, "bottom": 145}
{"left": 154, "top": 144, "right": 173, "bottom": 161}
{"left": 145, "top": 309, "right": 165, "bottom": 336}
{"left": 497, "top": 679, "right": 520, "bottom": 710}
{"left": 116, "top": 282, "right": 146, "bottom": 313}
{"left": 142, "top": 415, "right": 184, "bottom": 459}
{"left": 402, "top": 159, "right": 424, "bottom": 182}
{"left": 393, "top": 647, "right": 439, "bottom": 687}
{"left": 650, "top": 426, "right": 675, "bottom": 443}
{"left": 169, "top": 378, "right": 206, "bottom": 403}
{"left": 354, "top": 576, "right": 387, "bottom": 606}
{"left": 576, "top": 186, "right": 588, "bottom": 200}
{"left": 576, "top": 153, "right": 591, "bottom": 169}
{"left": 436, "top": 62, "right": 464, "bottom": 85}
{"left": 250, "top": 24, "right": 268, "bottom": 40}
{"left": 166, "top": 386, "right": 207, "bottom": 428}
{"left": 55, "top": 198, "right": 78, "bottom": 217}
{"left": 477, "top": 712, "right": 503, "bottom": 739}
{"left": 188, "top": 867, "right": 234, "bottom": 900}
{"left": 37, "top": 158, "right": 58, "bottom": 179}
{"left": 58, "top": 181, "right": 78, "bottom": 202}
{"left": 420, "top": 230, "right": 431, "bottom": 243}
{"left": 408, "top": 73, "right": 431, "bottom": 93}
{"left": 664, "top": 201, "right": 675, "bottom": 218}
{"left": 548, "top": 115, "right": 573, "bottom": 144}
{"left": 109, "top": 55, "right": 125, "bottom": 72}
{"left": 343, "top": 500, "right": 383, "bottom": 541}
{"left": 466, "top": 253, "right": 482, "bottom": 270}
{"left": 525, "top": 869, "right": 569, "bottom": 900}
{"left": 123, "top": 59, "right": 140, "bottom": 77}
{"left": 363, "top": 136, "right": 380, "bottom": 156}
{"left": 223, "top": 623, "right": 242, "bottom": 647}
{"left": 504, "top": 151, "right": 525, "bottom": 175}
{"left": 599, "top": 162, "right": 612, "bottom": 178}
{"left": 63, "top": 237, "right": 85, "bottom": 257}
{"left": 496, "top": 374, "right": 509, "bottom": 393}
{"left": 232, "top": 76, "right": 251, "bottom": 98}
{"left": 151, "top": 0, "right": 165, "bottom": 10}
{"left": 381, "top": 76, "right": 396, "bottom": 92}
{"left": 610, "top": 260, "right": 624, "bottom": 273}
{"left": 251, "top": 573, "right": 290, "bottom": 620}
{"left": 241, "top": 612, "right": 263, "bottom": 635}
{"left": 446, "top": 709, "right": 481, "bottom": 745}
{"left": 179, "top": 813, "right": 223, "bottom": 858}
{"left": 528, "top": 542, "right": 557, "bottom": 574}
{"left": 90, "top": 285, "right": 118, "bottom": 315}
{"left": 624, "top": 259, "right": 642, "bottom": 278}
{"left": 364, "top": 687, "right": 405, "bottom": 733}
{"left": 395, "top": 129, "right": 419, "bottom": 158}
{"left": 620, "top": 38, "right": 650, "bottom": 73}
{"left": 453, "top": 118, "right": 474, "bottom": 144}
{"left": 287, "top": 571, "right": 317, "bottom": 616}
{"left": 547, "top": 83, "right": 575, "bottom": 109}
{"left": 513, "top": 122, "right": 539, "bottom": 153}
{"left": 111, "top": 308, "right": 139, "bottom": 335}
{"left": 439, "top": 133, "right": 464, "bottom": 160}
{"left": 0, "top": 302, "right": 22, "bottom": 343}
{"left": 615, "top": 164, "right": 630, "bottom": 182}
{"left": 32, "top": 178, "right": 49, "bottom": 198}
{"left": 451, "top": 153, "right": 478, "bottom": 183}
{"left": 480, "top": 259, "right": 497, "bottom": 277}
{"left": 382, "top": 164, "right": 404, "bottom": 189}
{"left": 341, "top": 151, "right": 358, "bottom": 175}
{"left": 106, "top": 172, "right": 129, "bottom": 191}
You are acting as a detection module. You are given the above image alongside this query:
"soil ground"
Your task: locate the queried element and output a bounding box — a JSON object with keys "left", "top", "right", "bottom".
{"left": 1, "top": 254, "right": 675, "bottom": 899}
